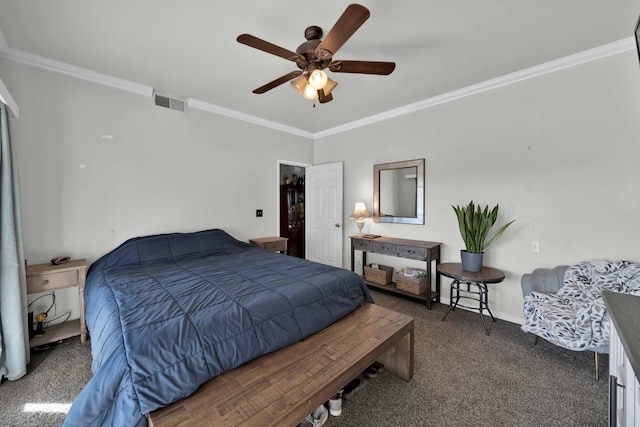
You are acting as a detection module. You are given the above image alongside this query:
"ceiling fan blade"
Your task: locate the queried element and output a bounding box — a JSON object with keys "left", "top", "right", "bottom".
{"left": 315, "top": 4, "right": 370, "bottom": 60}
{"left": 237, "top": 34, "right": 306, "bottom": 65}
{"left": 329, "top": 60, "right": 396, "bottom": 75}
{"left": 253, "top": 71, "right": 303, "bottom": 94}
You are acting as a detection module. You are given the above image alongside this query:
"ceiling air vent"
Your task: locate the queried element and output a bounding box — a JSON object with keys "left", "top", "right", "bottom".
{"left": 153, "top": 93, "right": 186, "bottom": 113}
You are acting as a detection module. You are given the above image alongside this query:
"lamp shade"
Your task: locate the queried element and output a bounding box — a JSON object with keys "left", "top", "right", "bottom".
{"left": 302, "top": 84, "right": 318, "bottom": 99}
{"left": 290, "top": 74, "right": 309, "bottom": 95}
{"left": 323, "top": 77, "right": 338, "bottom": 95}
{"left": 349, "top": 202, "right": 372, "bottom": 219}
{"left": 308, "top": 69, "right": 328, "bottom": 90}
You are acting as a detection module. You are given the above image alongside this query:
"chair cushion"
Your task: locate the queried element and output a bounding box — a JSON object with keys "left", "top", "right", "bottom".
{"left": 523, "top": 292, "right": 608, "bottom": 351}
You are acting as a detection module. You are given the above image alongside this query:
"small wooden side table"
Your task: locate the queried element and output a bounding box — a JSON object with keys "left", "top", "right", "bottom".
{"left": 26, "top": 259, "right": 87, "bottom": 346}
{"left": 249, "top": 236, "right": 289, "bottom": 254}
{"left": 438, "top": 262, "right": 505, "bottom": 335}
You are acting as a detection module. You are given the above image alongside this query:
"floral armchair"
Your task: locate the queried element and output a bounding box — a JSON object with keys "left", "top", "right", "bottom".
{"left": 520, "top": 260, "right": 640, "bottom": 380}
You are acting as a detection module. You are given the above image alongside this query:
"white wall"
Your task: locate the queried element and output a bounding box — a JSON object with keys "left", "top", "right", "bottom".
{"left": 0, "top": 58, "right": 313, "bottom": 320}
{"left": 315, "top": 51, "right": 640, "bottom": 323}
{"left": 3, "top": 49, "right": 640, "bottom": 326}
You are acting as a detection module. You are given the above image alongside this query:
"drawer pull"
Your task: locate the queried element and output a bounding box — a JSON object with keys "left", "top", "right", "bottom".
{"left": 408, "top": 250, "right": 415, "bottom": 254}
{"left": 43, "top": 279, "right": 49, "bottom": 285}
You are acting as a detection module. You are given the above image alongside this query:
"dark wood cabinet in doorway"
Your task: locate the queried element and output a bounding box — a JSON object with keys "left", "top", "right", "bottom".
{"left": 280, "top": 184, "right": 304, "bottom": 258}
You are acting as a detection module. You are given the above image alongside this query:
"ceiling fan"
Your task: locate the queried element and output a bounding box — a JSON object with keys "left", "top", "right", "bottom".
{"left": 237, "top": 3, "right": 395, "bottom": 104}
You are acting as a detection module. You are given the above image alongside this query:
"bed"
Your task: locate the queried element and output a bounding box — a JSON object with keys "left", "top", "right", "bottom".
{"left": 63, "top": 229, "right": 373, "bottom": 427}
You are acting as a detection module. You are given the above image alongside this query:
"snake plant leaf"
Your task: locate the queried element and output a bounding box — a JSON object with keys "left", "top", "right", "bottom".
{"left": 482, "top": 219, "right": 516, "bottom": 251}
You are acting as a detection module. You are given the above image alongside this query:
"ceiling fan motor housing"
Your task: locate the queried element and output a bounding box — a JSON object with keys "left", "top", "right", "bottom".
{"left": 296, "top": 26, "right": 332, "bottom": 71}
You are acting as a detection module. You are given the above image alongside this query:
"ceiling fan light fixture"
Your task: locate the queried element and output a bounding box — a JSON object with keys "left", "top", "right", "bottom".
{"left": 302, "top": 84, "right": 319, "bottom": 100}
{"left": 302, "top": 84, "right": 319, "bottom": 99}
{"left": 323, "top": 77, "right": 338, "bottom": 95}
{"left": 308, "top": 69, "right": 328, "bottom": 90}
{"left": 290, "top": 74, "right": 309, "bottom": 95}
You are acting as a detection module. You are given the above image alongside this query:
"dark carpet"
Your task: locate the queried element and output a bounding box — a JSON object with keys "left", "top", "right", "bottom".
{"left": 0, "top": 289, "right": 608, "bottom": 426}
{"left": 325, "top": 290, "right": 607, "bottom": 427}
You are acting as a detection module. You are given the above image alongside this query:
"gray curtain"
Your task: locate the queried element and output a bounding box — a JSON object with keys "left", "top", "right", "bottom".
{"left": 0, "top": 101, "right": 29, "bottom": 381}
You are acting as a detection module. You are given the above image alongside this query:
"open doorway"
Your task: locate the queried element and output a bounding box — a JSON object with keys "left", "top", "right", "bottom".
{"left": 278, "top": 162, "right": 307, "bottom": 258}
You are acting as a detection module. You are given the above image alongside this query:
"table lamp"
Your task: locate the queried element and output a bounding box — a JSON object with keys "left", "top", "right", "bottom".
{"left": 349, "top": 202, "right": 372, "bottom": 235}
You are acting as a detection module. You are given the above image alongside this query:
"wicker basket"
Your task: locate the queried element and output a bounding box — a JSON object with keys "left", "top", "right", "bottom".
{"left": 364, "top": 264, "right": 393, "bottom": 285}
{"left": 396, "top": 274, "right": 429, "bottom": 295}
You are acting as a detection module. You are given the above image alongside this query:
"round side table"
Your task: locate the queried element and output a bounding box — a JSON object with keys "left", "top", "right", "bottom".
{"left": 437, "top": 263, "right": 505, "bottom": 335}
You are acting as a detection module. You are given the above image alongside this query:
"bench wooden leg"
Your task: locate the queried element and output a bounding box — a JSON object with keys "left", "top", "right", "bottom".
{"left": 377, "top": 328, "right": 414, "bottom": 381}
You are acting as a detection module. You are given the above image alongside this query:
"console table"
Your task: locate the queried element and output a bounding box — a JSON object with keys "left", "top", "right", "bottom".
{"left": 350, "top": 235, "right": 442, "bottom": 309}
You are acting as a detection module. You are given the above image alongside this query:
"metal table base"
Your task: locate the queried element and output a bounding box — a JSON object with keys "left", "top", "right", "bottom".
{"left": 437, "top": 263, "right": 505, "bottom": 336}
{"left": 441, "top": 279, "right": 496, "bottom": 335}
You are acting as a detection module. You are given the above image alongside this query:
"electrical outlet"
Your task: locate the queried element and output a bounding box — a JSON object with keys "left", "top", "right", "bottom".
{"left": 256, "top": 209, "right": 263, "bottom": 217}
{"left": 530, "top": 241, "right": 540, "bottom": 253}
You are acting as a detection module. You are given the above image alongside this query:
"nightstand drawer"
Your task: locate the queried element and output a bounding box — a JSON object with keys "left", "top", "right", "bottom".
{"left": 26, "top": 259, "right": 87, "bottom": 294}
{"left": 262, "top": 241, "right": 286, "bottom": 252}
{"left": 27, "top": 269, "right": 81, "bottom": 293}
{"left": 249, "top": 237, "right": 288, "bottom": 254}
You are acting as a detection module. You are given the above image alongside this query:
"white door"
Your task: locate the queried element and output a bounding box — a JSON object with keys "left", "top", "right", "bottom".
{"left": 305, "top": 162, "right": 343, "bottom": 267}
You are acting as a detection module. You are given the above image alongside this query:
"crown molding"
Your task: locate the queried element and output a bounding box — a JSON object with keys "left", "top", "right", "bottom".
{"left": 0, "top": 47, "right": 153, "bottom": 97}
{"left": 0, "top": 28, "right": 633, "bottom": 139}
{"left": 187, "top": 98, "right": 314, "bottom": 139}
{"left": 314, "top": 37, "right": 635, "bottom": 140}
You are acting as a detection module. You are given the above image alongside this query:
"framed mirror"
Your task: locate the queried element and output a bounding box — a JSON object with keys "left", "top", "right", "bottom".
{"left": 373, "top": 159, "right": 425, "bottom": 224}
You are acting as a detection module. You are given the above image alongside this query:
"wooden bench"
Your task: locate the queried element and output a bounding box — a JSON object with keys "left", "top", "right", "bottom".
{"left": 148, "top": 302, "right": 414, "bottom": 427}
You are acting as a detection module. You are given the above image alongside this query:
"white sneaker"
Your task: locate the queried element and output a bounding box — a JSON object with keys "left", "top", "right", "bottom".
{"left": 329, "top": 395, "right": 342, "bottom": 416}
{"left": 299, "top": 405, "right": 328, "bottom": 427}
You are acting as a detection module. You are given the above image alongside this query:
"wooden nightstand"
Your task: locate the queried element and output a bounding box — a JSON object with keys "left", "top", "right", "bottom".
{"left": 26, "top": 259, "right": 87, "bottom": 347}
{"left": 249, "top": 237, "right": 289, "bottom": 254}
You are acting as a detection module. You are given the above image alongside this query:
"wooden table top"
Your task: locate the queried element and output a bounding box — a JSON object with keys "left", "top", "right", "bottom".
{"left": 437, "top": 262, "right": 505, "bottom": 283}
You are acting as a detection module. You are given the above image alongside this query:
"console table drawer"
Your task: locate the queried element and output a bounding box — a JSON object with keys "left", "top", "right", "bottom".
{"left": 352, "top": 238, "right": 374, "bottom": 252}
{"left": 373, "top": 241, "right": 398, "bottom": 256}
{"left": 398, "top": 245, "right": 427, "bottom": 260}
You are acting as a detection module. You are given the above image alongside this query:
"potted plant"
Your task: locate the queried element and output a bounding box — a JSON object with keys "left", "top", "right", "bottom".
{"left": 452, "top": 201, "right": 515, "bottom": 272}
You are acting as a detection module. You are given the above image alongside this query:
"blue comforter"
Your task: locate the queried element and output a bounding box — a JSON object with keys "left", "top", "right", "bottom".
{"left": 64, "top": 229, "right": 372, "bottom": 426}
